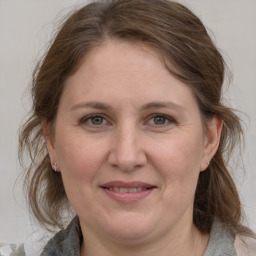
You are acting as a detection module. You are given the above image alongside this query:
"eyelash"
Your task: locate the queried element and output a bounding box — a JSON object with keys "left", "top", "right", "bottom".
{"left": 80, "top": 113, "right": 176, "bottom": 128}
{"left": 146, "top": 114, "right": 176, "bottom": 127}
{"left": 80, "top": 114, "right": 108, "bottom": 127}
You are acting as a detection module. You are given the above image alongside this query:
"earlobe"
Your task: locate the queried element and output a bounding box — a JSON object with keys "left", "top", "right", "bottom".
{"left": 200, "top": 116, "right": 223, "bottom": 171}
{"left": 42, "top": 120, "right": 57, "bottom": 168}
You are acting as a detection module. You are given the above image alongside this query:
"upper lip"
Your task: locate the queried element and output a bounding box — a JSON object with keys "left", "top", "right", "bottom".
{"left": 100, "top": 181, "right": 156, "bottom": 189}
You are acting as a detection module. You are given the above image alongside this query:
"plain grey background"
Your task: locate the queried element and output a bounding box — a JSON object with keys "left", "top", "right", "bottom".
{"left": 0, "top": 0, "right": 255, "bottom": 243}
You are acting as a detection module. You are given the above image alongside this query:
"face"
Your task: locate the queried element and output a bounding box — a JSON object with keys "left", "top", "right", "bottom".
{"left": 45, "top": 39, "right": 221, "bottom": 245}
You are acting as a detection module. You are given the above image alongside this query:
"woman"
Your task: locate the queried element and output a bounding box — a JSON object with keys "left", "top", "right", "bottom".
{"left": 2, "top": 0, "right": 255, "bottom": 255}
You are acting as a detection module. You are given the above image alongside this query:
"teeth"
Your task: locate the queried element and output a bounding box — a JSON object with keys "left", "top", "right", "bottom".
{"left": 108, "top": 187, "right": 148, "bottom": 193}
{"left": 120, "top": 188, "right": 129, "bottom": 193}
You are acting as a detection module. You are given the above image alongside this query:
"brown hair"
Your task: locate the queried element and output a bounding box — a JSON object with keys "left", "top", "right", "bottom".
{"left": 19, "top": 0, "right": 253, "bottom": 236}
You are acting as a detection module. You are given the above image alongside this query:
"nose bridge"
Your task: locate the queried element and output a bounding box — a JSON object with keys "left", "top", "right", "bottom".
{"left": 109, "top": 121, "right": 146, "bottom": 171}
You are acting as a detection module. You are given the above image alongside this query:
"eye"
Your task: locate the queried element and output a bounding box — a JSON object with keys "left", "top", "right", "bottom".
{"left": 152, "top": 116, "right": 168, "bottom": 125}
{"left": 147, "top": 114, "right": 175, "bottom": 127}
{"left": 81, "top": 114, "right": 108, "bottom": 126}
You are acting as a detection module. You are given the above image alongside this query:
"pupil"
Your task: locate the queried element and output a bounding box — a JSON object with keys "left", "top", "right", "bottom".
{"left": 154, "top": 116, "right": 165, "bottom": 125}
{"left": 92, "top": 116, "right": 103, "bottom": 125}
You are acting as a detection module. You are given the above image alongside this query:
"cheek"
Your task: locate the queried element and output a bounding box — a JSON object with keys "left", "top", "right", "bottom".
{"left": 54, "top": 133, "right": 109, "bottom": 204}
{"left": 55, "top": 128, "right": 104, "bottom": 174}
{"left": 155, "top": 134, "right": 203, "bottom": 171}
{"left": 151, "top": 133, "right": 204, "bottom": 192}
{"left": 54, "top": 135, "right": 106, "bottom": 210}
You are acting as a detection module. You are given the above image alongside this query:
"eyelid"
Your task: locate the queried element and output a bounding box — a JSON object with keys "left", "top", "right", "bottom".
{"left": 79, "top": 113, "right": 176, "bottom": 129}
{"left": 145, "top": 113, "right": 176, "bottom": 126}
{"left": 80, "top": 113, "right": 111, "bottom": 127}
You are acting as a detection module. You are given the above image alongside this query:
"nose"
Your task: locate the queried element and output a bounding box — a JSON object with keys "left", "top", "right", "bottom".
{"left": 108, "top": 124, "right": 147, "bottom": 172}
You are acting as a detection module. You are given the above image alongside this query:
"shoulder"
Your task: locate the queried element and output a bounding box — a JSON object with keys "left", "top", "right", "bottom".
{"left": 204, "top": 219, "right": 237, "bottom": 256}
{"left": 0, "top": 243, "right": 25, "bottom": 256}
{"left": 235, "top": 236, "right": 256, "bottom": 256}
{"left": 41, "top": 216, "right": 82, "bottom": 255}
{"left": 0, "top": 217, "right": 79, "bottom": 256}
{"left": 0, "top": 236, "right": 49, "bottom": 256}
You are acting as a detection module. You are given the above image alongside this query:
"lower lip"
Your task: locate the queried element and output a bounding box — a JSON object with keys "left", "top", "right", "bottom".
{"left": 102, "top": 188, "right": 154, "bottom": 203}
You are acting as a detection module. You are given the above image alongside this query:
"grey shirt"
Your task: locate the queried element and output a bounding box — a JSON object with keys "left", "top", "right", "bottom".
{"left": 204, "top": 219, "right": 237, "bottom": 256}
{"left": 40, "top": 217, "right": 237, "bottom": 256}
{"left": 1, "top": 217, "right": 238, "bottom": 256}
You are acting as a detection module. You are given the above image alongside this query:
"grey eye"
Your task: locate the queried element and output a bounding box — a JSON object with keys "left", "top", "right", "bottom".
{"left": 147, "top": 114, "right": 175, "bottom": 127}
{"left": 82, "top": 115, "right": 107, "bottom": 126}
{"left": 89, "top": 116, "right": 105, "bottom": 125}
{"left": 153, "top": 116, "right": 167, "bottom": 125}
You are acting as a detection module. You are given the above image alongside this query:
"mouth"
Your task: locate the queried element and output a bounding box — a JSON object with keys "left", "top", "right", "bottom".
{"left": 104, "top": 187, "right": 151, "bottom": 193}
{"left": 100, "top": 181, "right": 156, "bottom": 203}
{"left": 101, "top": 181, "right": 156, "bottom": 191}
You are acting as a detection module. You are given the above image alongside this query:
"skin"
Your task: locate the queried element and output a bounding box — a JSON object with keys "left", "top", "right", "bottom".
{"left": 44, "top": 39, "right": 222, "bottom": 256}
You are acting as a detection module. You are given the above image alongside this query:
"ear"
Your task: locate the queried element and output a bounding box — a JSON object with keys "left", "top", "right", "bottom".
{"left": 200, "top": 116, "right": 223, "bottom": 171}
{"left": 42, "top": 120, "right": 57, "bottom": 171}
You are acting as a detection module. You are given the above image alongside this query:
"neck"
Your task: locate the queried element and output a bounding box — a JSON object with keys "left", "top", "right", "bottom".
{"left": 80, "top": 222, "right": 209, "bottom": 256}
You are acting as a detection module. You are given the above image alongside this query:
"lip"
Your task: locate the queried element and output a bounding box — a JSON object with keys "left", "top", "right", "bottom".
{"left": 100, "top": 181, "right": 157, "bottom": 203}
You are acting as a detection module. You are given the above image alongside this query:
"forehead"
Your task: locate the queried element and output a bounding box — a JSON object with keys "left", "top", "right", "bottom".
{"left": 78, "top": 39, "right": 166, "bottom": 78}
{"left": 62, "top": 39, "right": 198, "bottom": 112}
{"left": 66, "top": 40, "right": 181, "bottom": 89}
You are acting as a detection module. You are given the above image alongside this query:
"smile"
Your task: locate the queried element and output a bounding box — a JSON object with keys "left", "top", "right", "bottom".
{"left": 100, "top": 181, "right": 156, "bottom": 203}
{"left": 107, "top": 187, "right": 149, "bottom": 193}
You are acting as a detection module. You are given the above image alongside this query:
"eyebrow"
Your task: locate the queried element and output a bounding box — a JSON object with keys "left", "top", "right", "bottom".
{"left": 70, "top": 101, "right": 184, "bottom": 112}
{"left": 141, "top": 101, "right": 185, "bottom": 111}
{"left": 70, "top": 101, "right": 113, "bottom": 111}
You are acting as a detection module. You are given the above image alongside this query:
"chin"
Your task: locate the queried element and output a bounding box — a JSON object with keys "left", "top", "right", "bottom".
{"left": 99, "top": 214, "right": 159, "bottom": 244}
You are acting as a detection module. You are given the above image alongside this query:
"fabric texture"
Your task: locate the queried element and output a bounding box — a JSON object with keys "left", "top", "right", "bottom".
{"left": 40, "top": 216, "right": 82, "bottom": 256}
{"left": 203, "top": 220, "right": 237, "bottom": 256}
{"left": 2, "top": 218, "right": 255, "bottom": 256}
{"left": 40, "top": 217, "right": 238, "bottom": 256}
{"left": 235, "top": 236, "right": 256, "bottom": 256}
{"left": 0, "top": 243, "right": 25, "bottom": 256}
